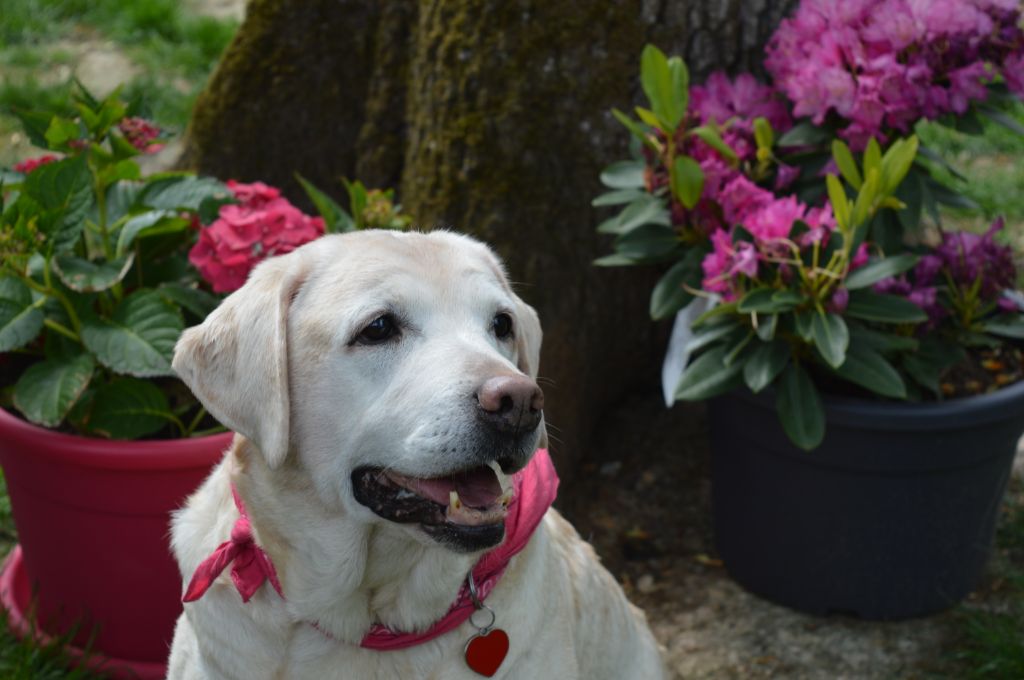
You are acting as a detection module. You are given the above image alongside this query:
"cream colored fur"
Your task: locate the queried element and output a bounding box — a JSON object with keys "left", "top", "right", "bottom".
{"left": 166, "top": 231, "right": 666, "bottom": 679}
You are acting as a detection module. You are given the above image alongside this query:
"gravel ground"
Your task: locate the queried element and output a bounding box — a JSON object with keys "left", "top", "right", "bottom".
{"left": 560, "top": 391, "right": 1022, "bottom": 680}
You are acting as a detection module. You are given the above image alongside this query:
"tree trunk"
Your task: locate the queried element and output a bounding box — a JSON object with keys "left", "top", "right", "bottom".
{"left": 180, "top": 0, "right": 797, "bottom": 473}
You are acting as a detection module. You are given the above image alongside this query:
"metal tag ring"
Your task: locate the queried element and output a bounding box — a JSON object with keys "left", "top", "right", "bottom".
{"left": 469, "top": 604, "right": 496, "bottom": 632}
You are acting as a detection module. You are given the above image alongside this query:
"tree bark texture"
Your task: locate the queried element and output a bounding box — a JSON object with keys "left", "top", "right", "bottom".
{"left": 180, "top": 0, "right": 797, "bottom": 473}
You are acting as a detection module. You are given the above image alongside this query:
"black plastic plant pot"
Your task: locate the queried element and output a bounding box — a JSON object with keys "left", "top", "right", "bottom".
{"left": 708, "top": 380, "right": 1024, "bottom": 621}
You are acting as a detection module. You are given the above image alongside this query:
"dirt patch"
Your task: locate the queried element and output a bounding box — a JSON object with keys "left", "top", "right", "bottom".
{"left": 560, "top": 391, "right": 1021, "bottom": 679}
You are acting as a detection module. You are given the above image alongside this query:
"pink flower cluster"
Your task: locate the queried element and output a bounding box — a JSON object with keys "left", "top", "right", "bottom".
{"left": 189, "top": 180, "right": 325, "bottom": 292}
{"left": 119, "top": 117, "right": 165, "bottom": 155}
{"left": 13, "top": 154, "right": 60, "bottom": 174}
{"left": 765, "top": 0, "right": 1024, "bottom": 148}
{"left": 875, "top": 218, "right": 1018, "bottom": 324}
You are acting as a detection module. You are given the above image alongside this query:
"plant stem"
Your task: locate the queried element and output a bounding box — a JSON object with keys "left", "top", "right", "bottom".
{"left": 184, "top": 406, "right": 208, "bottom": 437}
{"left": 38, "top": 259, "right": 84, "bottom": 336}
{"left": 43, "top": 318, "right": 80, "bottom": 342}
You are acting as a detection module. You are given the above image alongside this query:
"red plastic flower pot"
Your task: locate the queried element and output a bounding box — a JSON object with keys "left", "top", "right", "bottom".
{"left": 0, "top": 408, "right": 230, "bottom": 677}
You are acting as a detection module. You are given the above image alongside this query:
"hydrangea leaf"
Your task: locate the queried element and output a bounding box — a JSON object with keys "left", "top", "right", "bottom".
{"left": 0, "top": 276, "right": 44, "bottom": 352}
{"left": 136, "top": 175, "right": 232, "bottom": 212}
{"left": 81, "top": 289, "right": 183, "bottom": 377}
{"left": 13, "top": 353, "right": 95, "bottom": 428}
{"left": 87, "top": 377, "right": 174, "bottom": 439}
{"left": 52, "top": 253, "right": 134, "bottom": 293}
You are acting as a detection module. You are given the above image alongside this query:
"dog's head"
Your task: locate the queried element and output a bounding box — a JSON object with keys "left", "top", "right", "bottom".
{"left": 173, "top": 230, "right": 545, "bottom": 553}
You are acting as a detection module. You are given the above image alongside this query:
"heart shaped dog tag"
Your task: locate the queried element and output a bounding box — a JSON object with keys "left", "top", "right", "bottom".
{"left": 464, "top": 628, "right": 509, "bottom": 677}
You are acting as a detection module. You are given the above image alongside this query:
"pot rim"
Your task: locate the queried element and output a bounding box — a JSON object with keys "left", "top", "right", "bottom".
{"left": 735, "top": 375, "right": 1024, "bottom": 431}
{"left": 0, "top": 407, "right": 233, "bottom": 471}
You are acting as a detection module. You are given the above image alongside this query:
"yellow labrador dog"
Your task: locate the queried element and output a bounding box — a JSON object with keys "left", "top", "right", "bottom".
{"left": 166, "top": 230, "right": 666, "bottom": 679}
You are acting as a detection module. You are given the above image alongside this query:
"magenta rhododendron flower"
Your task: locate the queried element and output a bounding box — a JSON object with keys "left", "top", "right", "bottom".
{"left": 189, "top": 180, "right": 325, "bottom": 292}
{"left": 766, "top": 0, "right": 1024, "bottom": 148}
{"left": 690, "top": 72, "right": 794, "bottom": 134}
{"left": 119, "top": 117, "right": 165, "bottom": 154}
{"left": 13, "top": 154, "right": 60, "bottom": 174}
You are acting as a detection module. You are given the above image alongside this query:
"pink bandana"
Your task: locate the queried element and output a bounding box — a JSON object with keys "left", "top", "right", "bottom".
{"left": 182, "top": 448, "right": 560, "bottom": 651}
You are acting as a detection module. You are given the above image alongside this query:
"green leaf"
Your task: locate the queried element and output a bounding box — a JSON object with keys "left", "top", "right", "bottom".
{"left": 20, "top": 155, "right": 93, "bottom": 253}
{"left": 902, "top": 339, "right": 965, "bottom": 393}
{"left": 599, "top": 160, "right": 646, "bottom": 190}
{"left": 743, "top": 340, "right": 790, "bottom": 393}
{"left": 136, "top": 175, "right": 232, "bottom": 212}
{"left": 52, "top": 254, "right": 134, "bottom": 293}
{"left": 831, "top": 140, "right": 862, "bottom": 189}
{"left": 845, "top": 290, "right": 928, "bottom": 324}
{"left": 649, "top": 250, "right": 703, "bottom": 320}
{"left": 723, "top": 330, "right": 755, "bottom": 366}
{"left": 13, "top": 353, "right": 95, "bottom": 427}
{"left": 847, "top": 324, "right": 919, "bottom": 353}
{"left": 777, "top": 121, "right": 831, "bottom": 147}
{"left": 98, "top": 159, "right": 141, "bottom": 187}
{"left": 689, "top": 125, "right": 738, "bottom": 163}
{"left": 738, "top": 288, "right": 799, "bottom": 314}
{"left": 591, "top": 188, "right": 647, "bottom": 207}
{"left": 11, "top": 108, "right": 53, "bottom": 148}
{"left": 593, "top": 253, "right": 640, "bottom": 267}
{"left": 296, "top": 173, "right": 353, "bottom": 233}
{"left": 793, "top": 309, "right": 814, "bottom": 341}
{"left": 686, "top": 319, "right": 741, "bottom": 354}
{"left": 634, "top": 106, "right": 662, "bottom": 129}
{"left": 611, "top": 109, "right": 658, "bottom": 150}
{"left": 613, "top": 224, "right": 680, "bottom": 261}
{"left": 115, "top": 209, "right": 187, "bottom": 256}
{"left": 753, "top": 117, "right": 774, "bottom": 150}
{"left": 879, "top": 135, "right": 918, "bottom": 194}
{"left": 157, "top": 283, "right": 220, "bottom": 320}
{"left": 844, "top": 254, "right": 919, "bottom": 290}
{"left": 672, "top": 156, "right": 704, "bottom": 209}
{"left": 597, "top": 194, "right": 670, "bottom": 234}
{"left": 863, "top": 137, "right": 882, "bottom": 175}
{"left": 0, "top": 277, "right": 44, "bottom": 352}
{"left": 666, "top": 55, "right": 690, "bottom": 125}
{"left": 674, "top": 346, "right": 744, "bottom": 401}
{"left": 977, "top": 102, "right": 1024, "bottom": 135}
{"left": 640, "top": 45, "right": 685, "bottom": 130}
{"left": 80, "top": 289, "right": 183, "bottom": 377}
{"left": 755, "top": 312, "right": 778, "bottom": 341}
{"left": 984, "top": 315, "right": 1024, "bottom": 339}
{"left": 834, "top": 345, "right": 906, "bottom": 398}
{"left": 811, "top": 311, "right": 849, "bottom": 368}
{"left": 776, "top": 362, "right": 825, "bottom": 450}
{"left": 44, "top": 116, "right": 81, "bottom": 149}
{"left": 826, "top": 173, "right": 850, "bottom": 229}
{"left": 87, "top": 377, "right": 173, "bottom": 439}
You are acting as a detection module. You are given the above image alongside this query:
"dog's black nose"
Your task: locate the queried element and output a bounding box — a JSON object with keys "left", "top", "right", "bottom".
{"left": 476, "top": 374, "right": 544, "bottom": 435}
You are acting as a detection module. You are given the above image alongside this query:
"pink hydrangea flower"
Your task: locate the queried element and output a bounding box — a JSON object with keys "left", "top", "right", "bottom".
{"left": 189, "top": 180, "right": 325, "bottom": 292}
{"left": 119, "top": 117, "right": 165, "bottom": 155}
{"left": 13, "top": 154, "right": 60, "bottom": 174}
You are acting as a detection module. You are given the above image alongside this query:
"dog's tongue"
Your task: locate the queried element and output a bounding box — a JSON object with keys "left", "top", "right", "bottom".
{"left": 410, "top": 467, "right": 503, "bottom": 509}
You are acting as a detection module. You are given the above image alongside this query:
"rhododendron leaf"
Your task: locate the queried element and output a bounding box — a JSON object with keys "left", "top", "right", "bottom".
{"left": 136, "top": 175, "right": 232, "bottom": 213}
{"left": 776, "top": 121, "right": 830, "bottom": 148}
{"left": 13, "top": 352, "right": 94, "bottom": 428}
{"left": 672, "top": 156, "right": 704, "bottom": 210}
{"left": 793, "top": 310, "right": 815, "bottom": 341}
{"left": 87, "top": 377, "right": 173, "bottom": 440}
{"left": 847, "top": 325, "right": 918, "bottom": 354}
{"left": 592, "top": 189, "right": 647, "bottom": 207}
{"left": 650, "top": 250, "right": 703, "bottom": 320}
{"left": 674, "top": 346, "right": 744, "bottom": 402}
{"left": 723, "top": 330, "right": 754, "bottom": 366}
{"left": 826, "top": 174, "right": 850, "bottom": 230}
{"left": 296, "top": 173, "right": 353, "bottom": 233}
{"left": 613, "top": 224, "right": 680, "bottom": 261}
{"left": 738, "top": 289, "right": 798, "bottom": 314}
{"left": 831, "top": 140, "right": 862, "bottom": 190}
{"left": 810, "top": 311, "right": 848, "bottom": 369}
{"left": 863, "top": 138, "right": 882, "bottom": 175}
{"left": 598, "top": 195, "right": 669, "bottom": 235}
{"left": 753, "top": 117, "right": 773, "bottom": 151}
{"left": 686, "top": 320, "right": 742, "bottom": 355}
{"left": 776, "top": 363, "right": 824, "bottom": 451}
{"left": 693, "top": 301, "right": 738, "bottom": 327}
{"left": 772, "top": 290, "right": 803, "bottom": 307}
{"left": 593, "top": 253, "right": 640, "bottom": 267}
{"left": 640, "top": 45, "right": 684, "bottom": 130}
{"left": 916, "top": 144, "right": 965, "bottom": 182}
{"left": 666, "top": 56, "right": 689, "bottom": 117}
{"left": 902, "top": 340, "right": 965, "bottom": 393}
{"left": 833, "top": 345, "right": 905, "bottom": 399}
{"left": 599, "top": 160, "right": 646, "bottom": 190}
{"left": 0, "top": 276, "right": 44, "bottom": 352}
{"left": 53, "top": 253, "right": 134, "bottom": 293}
{"left": 156, "top": 283, "right": 220, "bottom": 320}
{"left": 611, "top": 109, "right": 659, "bottom": 151}
{"left": 81, "top": 289, "right": 183, "bottom": 377}
{"left": 755, "top": 313, "right": 778, "bottom": 342}
{"left": 851, "top": 168, "right": 879, "bottom": 228}
{"left": 844, "top": 254, "right": 919, "bottom": 290}
{"left": 845, "top": 291, "right": 927, "bottom": 324}
{"left": 983, "top": 316, "right": 1024, "bottom": 340}
{"left": 634, "top": 107, "right": 662, "bottom": 130}
{"left": 689, "top": 125, "right": 738, "bottom": 163}
{"left": 929, "top": 181, "right": 980, "bottom": 211}
{"left": 743, "top": 340, "right": 789, "bottom": 393}
{"left": 879, "top": 136, "right": 918, "bottom": 195}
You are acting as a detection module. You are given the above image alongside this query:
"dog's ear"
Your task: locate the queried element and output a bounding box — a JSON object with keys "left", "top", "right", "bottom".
{"left": 513, "top": 295, "right": 548, "bottom": 449}
{"left": 172, "top": 251, "right": 310, "bottom": 469}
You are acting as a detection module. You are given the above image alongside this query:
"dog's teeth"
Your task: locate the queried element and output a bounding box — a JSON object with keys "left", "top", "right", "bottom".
{"left": 488, "top": 460, "right": 514, "bottom": 494}
{"left": 499, "top": 489, "right": 513, "bottom": 508}
{"left": 449, "top": 490, "right": 462, "bottom": 511}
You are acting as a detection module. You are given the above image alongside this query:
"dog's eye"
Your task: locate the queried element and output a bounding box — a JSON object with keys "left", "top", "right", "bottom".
{"left": 492, "top": 313, "right": 513, "bottom": 340}
{"left": 357, "top": 314, "right": 399, "bottom": 344}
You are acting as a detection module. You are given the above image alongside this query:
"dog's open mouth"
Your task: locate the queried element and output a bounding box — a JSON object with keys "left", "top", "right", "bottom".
{"left": 352, "top": 462, "right": 514, "bottom": 551}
